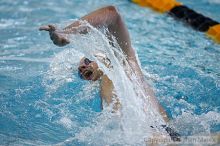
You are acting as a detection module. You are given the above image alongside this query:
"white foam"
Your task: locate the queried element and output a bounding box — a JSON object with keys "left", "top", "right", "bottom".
{"left": 170, "top": 111, "right": 220, "bottom": 135}
{"left": 208, "top": 0, "right": 220, "bottom": 4}
{"left": 43, "top": 49, "right": 84, "bottom": 92}
{"left": 59, "top": 116, "right": 76, "bottom": 129}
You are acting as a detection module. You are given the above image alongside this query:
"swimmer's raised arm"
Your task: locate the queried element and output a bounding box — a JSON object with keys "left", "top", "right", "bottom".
{"left": 40, "top": 6, "right": 169, "bottom": 122}
{"left": 39, "top": 6, "right": 135, "bottom": 58}
{"left": 66, "top": 6, "right": 135, "bottom": 58}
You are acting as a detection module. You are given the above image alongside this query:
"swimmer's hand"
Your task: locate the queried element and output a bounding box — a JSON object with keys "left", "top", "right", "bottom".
{"left": 39, "top": 24, "right": 70, "bottom": 47}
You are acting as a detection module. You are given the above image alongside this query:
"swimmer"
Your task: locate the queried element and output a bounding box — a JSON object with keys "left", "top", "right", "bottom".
{"left": 39, "top": 6, "right": 179, "bottom": 141}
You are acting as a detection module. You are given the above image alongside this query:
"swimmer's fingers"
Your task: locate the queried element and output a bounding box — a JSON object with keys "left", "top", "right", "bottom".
{"left": 39, "top": 24, "right": 56, "bottom": 31}
{"left": 39, "top": 24, "right": 70, "bottom": 46}
{"left": 39, "top": 25, "right": 50, "bottom": 31}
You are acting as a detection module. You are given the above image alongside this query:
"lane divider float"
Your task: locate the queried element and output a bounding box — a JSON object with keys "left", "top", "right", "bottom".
{"left": 131, "top": 0, "right": 220, "bottom": 43}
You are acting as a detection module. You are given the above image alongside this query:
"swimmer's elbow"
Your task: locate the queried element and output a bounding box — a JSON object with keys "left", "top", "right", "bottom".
{"left": 105, "top": 6, "right": 118, "bottom": 14}
{"left": 104, "top": 6, "right": 121, "bottom": 21}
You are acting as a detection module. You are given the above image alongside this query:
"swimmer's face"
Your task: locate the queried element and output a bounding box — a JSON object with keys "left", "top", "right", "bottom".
{"left": 78, "top": 57, "right": 103, "bottom": 81}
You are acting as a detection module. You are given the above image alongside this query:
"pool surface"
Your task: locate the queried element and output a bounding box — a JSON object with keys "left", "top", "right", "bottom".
{"left": 0, "top": 0, "right": 220, "bottom": 145}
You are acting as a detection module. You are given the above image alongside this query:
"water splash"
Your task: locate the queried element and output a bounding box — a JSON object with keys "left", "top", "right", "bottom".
{"left": 42, "top": 49, "right": 84, "bottom": 93}
{"left": 41, "top": 21, "right": 168, "bottom": 145}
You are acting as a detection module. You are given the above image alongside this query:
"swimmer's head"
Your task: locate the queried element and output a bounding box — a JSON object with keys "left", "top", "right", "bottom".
{"left": 78, "top": 57, "right": 103, "bottom": 81}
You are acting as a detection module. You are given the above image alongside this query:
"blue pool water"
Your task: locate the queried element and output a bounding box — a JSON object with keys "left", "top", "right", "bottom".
{"left": 0, "top": 0, "right": 220, "bottom": 145}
